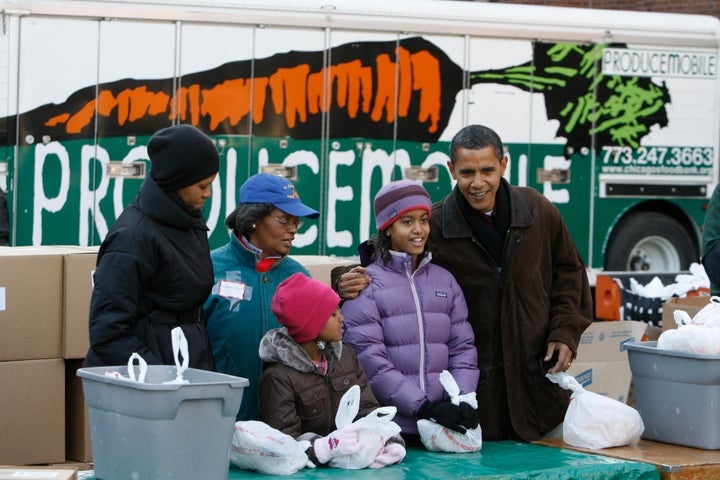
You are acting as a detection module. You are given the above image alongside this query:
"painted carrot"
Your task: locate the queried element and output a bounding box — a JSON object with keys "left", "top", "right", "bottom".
{"left": 31, "top": 37, "right": 459, "bottom": 144}
{"left": 1, "top": 37, "right": 669, "bottom": 154}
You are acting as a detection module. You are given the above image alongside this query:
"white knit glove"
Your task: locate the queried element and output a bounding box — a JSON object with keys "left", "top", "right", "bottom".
{"left": 313, "top": 428, "right": 363, "bottom": 464}
{"left": 369, "top": 442, "right": 406, "bottom": 468}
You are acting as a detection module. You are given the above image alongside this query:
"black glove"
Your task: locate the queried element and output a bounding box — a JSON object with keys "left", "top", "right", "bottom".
{"left": 458, "top": 402, "right": 479, "bottom": 430}
{"left": 417, "top": 401, "right": 468, "bottom": 434}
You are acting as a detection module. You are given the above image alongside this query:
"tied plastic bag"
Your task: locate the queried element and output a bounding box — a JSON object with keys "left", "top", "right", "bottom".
{"left": 328, "top": 385, "right": 402, "bottom": 470}
{"left": 547, "top": 372, "right": 644, "bottom": 450}
{"left": 658, "top": 324, "right": 720, "bottom": 354}
{"left": 230, "top": 421, "right": 311, "bottom": 476}
{"left": 417, "top": 370, "right": 483, "bottom": 453}
{"left": 658, "top": 296, "right": 720, "bottom": 354}
{"left": 690, "top": 296, "right": 720, "bottom": 328}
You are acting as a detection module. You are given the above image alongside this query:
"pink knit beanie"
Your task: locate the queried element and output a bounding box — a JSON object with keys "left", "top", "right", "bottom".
{"left": 271, "top": 273, "right": 341, "bottom": 344}
{"left": 374, "top": 180, "right": 432, "bottom": 231}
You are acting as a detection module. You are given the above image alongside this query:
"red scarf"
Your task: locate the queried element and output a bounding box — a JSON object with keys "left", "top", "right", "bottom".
{"left": 255, "top": 257, "right": 275, "bottom": 272}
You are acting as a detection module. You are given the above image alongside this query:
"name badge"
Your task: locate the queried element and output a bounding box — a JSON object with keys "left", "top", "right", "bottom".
{"left": 218, "top": 280, "right": 247, "bottom": 300}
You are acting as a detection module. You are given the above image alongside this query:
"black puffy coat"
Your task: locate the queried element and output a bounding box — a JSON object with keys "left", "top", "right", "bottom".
{"left": 83, "top": 176, "right": 215, "bottom": 370}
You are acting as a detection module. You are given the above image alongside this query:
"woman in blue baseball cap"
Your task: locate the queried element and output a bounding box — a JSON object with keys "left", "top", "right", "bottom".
{"left": 203, "top": 173, "right": 319, "bottom": 421}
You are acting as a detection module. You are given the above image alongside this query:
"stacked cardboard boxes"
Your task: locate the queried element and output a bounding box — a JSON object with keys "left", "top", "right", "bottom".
{"left": 0, "top": 246, "right": 98, "bottom": 466}
{"left": 0, "top": 247, "right": 68, "bottom": 465}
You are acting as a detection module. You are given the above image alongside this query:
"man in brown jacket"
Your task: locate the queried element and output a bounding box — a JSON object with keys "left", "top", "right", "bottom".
{"left": 335, "top": 124, "right": 593, "bottom": 442}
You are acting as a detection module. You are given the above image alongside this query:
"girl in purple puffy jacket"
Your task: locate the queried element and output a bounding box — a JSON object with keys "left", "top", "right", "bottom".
{"left": 341, "top": 180, "right": 480, "bottom": 442}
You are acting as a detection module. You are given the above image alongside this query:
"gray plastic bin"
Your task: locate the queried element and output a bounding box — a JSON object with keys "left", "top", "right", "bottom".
{"left": 626, "top": 341, "right": 720, "bottom": 450}
{"left": 77, "top": 365, "right": 248, "bottom": 480}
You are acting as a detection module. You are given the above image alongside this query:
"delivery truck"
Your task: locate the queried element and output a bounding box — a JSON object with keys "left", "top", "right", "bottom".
{"left": 0, "top": 0, "right": 718, "bottom": 273}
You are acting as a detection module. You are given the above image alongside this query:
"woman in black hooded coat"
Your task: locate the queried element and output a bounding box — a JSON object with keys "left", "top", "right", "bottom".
{"left": 84, "top": 124, "right": 219, "bottom": 370}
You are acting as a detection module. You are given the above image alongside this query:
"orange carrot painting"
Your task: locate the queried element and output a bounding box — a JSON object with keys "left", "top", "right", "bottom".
{"left": 12, "top": 37, "right": 459, "bottom": 145}
{"left": 1, "top": 37, "right": 669, "bottom": 155}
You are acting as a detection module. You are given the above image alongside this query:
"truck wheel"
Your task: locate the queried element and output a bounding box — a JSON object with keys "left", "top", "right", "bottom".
{"left": 605, "top": 212, "right": 697, "bottom": 272}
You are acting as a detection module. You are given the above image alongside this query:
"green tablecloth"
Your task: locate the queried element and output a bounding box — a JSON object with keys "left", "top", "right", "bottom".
{"left": 80, "top": 441, "right": 660, "bottom": 479}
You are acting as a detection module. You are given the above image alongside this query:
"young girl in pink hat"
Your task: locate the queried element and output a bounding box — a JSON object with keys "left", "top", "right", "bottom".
{"left": 258, "top": 272, "right": 406, "bottom": 468}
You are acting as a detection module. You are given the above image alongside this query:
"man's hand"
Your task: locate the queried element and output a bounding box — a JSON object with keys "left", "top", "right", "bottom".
{"left": 337, "top": 266, "right": 371, "bottom": 300}
{"left": 545, "top": 341, "right": 573, "bottom": 374}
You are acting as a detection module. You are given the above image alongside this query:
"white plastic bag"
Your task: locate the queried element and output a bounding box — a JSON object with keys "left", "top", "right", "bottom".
{"left": 658, "top": 324, "right": 720, "bottom": 354}
{"left": 328, "top": 385, "right": 402, "bottom": 470}
{"left": 163, "top": 326, "right": 190, "bottom": 384}
{"left": 690, "top": 296, "right": 720, "bottom": 328}
{"left": 658, "top": 297, "right": 720, "bottom": 354}
{"left": 230, "top": 421, "right": 311, "bottom": 475}
{"left": 104, "top": 352, "right": 147, "bottom": 382}
{"left": 416, "top": 370, "right": 483, "bottom": 453}
{"left": 547, "top": 372, "right": 644, "bottom": 450}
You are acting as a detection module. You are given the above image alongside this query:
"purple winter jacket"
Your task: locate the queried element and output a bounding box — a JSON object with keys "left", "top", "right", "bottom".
{"left": 341, "top": 251, "right": 479, "bottom": 434}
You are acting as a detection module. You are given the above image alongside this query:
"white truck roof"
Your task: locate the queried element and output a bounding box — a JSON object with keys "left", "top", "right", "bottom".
{"left": 2, "top": 0, "right": 719, "bottom": 47}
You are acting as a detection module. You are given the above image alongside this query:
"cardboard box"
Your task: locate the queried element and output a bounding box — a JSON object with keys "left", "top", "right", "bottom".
{"left": 0, "top": 467, "right": 77, "bottom": 480}
{"left": 661, "top": 296, "right": 711, "bottom": 331}
{"left": 570, "top": 362, "right": 634, "bottom": 401}
{"left": 0, "top": 247, "right": 64, "bottom": 361}
{"left": 291, "top": 255, "right": 357, "bottom": 286}
{"left": 59, "top": 248, "right": 98, "bottom": 359}
{"left": 0, "top": 358, "right": 66, "bottom": 465}
{"left": 567, "top": 320, "right": 647, "bottom": 403}
{"left": 65, "top": 359, "right": 92, "bottom": 463}
{"left": 573, "top": 320, "right": 648, "bottom": 361}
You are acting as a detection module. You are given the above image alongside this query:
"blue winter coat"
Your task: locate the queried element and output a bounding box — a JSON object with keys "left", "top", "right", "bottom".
{"left": 341, "top": 251, "right": 479, "bottom": 434}
{"left": 203, "top": 233, "right": 310, "bottom": 420}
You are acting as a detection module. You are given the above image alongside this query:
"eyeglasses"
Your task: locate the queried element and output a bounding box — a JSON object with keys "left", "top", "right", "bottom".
{"left": 270, "top": 215, "right": 304, "bottom": 230}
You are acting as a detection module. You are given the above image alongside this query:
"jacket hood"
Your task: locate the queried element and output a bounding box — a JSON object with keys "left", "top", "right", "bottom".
{"left": 357, "top": 239, "right": 374, "bottom": 267}
{"left": 259, "top": 327, "right": 342, "bottom": 373}
{"left": 136, "top": 175, "right": 208, "bottom": 231}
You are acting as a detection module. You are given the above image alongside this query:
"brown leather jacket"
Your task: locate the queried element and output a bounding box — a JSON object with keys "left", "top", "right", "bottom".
{"left": 430, "top": 181, "right": 592, "bottom": 441}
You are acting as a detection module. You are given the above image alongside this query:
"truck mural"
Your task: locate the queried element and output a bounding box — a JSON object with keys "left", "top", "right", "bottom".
{"left": 2, "top": 39, "right": 670, "bottom": 151}
{"left": 0, "top": 0, "right": 718, "bottom": 272}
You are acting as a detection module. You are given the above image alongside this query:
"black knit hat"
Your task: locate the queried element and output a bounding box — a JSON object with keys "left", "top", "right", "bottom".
{"left": 148, "top": 124, "right": 220, "bottom": 192}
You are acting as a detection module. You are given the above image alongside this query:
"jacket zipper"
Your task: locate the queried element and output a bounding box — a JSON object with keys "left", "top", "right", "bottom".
{"left": 406, "top": 260, "right": 427, "bottom": 392}
{"left": 323, "top": 374, "right": 333, "bottom": 430}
